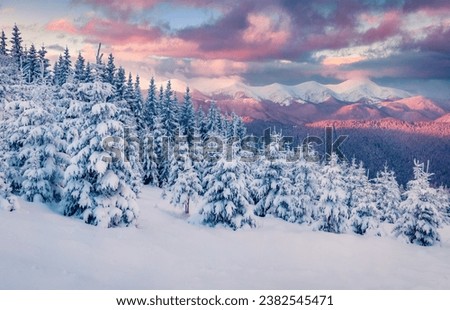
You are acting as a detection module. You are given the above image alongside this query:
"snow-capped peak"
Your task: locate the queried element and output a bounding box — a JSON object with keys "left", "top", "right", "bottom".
{"left": 208, "top": 79, "right": 412, "bottom": 105}
{"left": 327, "top": 79, "right": 412, "bottom": 103}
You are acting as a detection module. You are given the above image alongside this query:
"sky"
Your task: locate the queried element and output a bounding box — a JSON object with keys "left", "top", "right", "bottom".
{"left": 1, "top": 0, "right": 450, "bottom": 97}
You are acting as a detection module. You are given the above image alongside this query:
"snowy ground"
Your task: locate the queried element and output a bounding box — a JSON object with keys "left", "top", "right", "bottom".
{"left": 1, "top": 186, "right": 450, "bottom": 289}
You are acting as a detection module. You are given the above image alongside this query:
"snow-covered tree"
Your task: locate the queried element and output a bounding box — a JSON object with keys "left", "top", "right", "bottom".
{"left": 253, "top": 131, "right": 284, "bottom": 217}
{"left": 142, "top": 134, "right": 159, "bottom": 186}
{"left": 200, "top": 156, "right": 256, "bottom": 230}
{"left": 348, "top": 167, "right": 380, "bottom": 235}
{"left": 393, "top": 160, "right": 442, "bottom": 246}
{"left": 289, "top": 150, "right": 320, "bottom": 224}
{"left": 10, "top": 24, "right": 23, "bottom": 67}
{"left": 23, "top": 44, "right": 39, "bottom": 83}
{"left": 19, "top": 85, "right": 67, "bottom": 202}
{"left": 436, "top": 186, "right": 450, "bottom": 224}
{"left": 316, "top": 153, "right": 349, "bottom": 233}
{"left": 162, "top": 80, "right": 179, "bottom": 140}
{"left": 152, "top": 116, "right": 169, "bottom": 187}
{"left": 271, "top": 164, "right": 298, "bottom": 222}
{"left": 63, "top": 80, "right": 140, "bottom": 227}
{"left": 104, "top": 53, "right": 116, "bottom": 84}
{"left": 373, "top": 164, "right": 401, "bottom": 223}
{"left": 143, "top": 77, "right": 158, "bottom": 131}
{"left": 0, "top": 30, "right": 7, "bottom": 56}
{"left": 170, "top": 139, "right": 201, "bottom": 214}
{"left": 0, "top": 162, "right": 16, "bottom": 211}
{"left": 37, "top": 45, "right": 51, "bottom": 82}
{"left": 113, "top": 67, "right": 126, "bottom": 100}
{"left": 73, "top": 52, "right": 87, "bottom": 84}
{"left": 180, "top": 87, "right": 196, "bottom": 146}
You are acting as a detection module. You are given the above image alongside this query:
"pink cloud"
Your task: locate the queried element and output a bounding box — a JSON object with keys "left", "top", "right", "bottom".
{"left": 189, "top": 59, "right": 248, "bottom": 77}
{"left": 360, "top": 10, "right": 402, "bottom": 43}
{"left": 46, "top": 19, "right": 78, "bottom": 34}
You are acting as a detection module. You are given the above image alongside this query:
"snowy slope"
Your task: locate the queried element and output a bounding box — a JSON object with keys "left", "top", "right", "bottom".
{"left": 327, "top": 79, "right": 411, "bottom": 103}
{"left": 1, "top": 187, "right": 450, "bottom": 289}
{"left": 209, "top": 79, "right": 411, "bottom": 105}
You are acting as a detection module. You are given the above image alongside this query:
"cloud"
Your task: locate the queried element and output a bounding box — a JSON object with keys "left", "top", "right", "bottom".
{"left": 47, "top": 19, "right": 78, "bottom": 34}
{"left": 48, "top": 0, "right": 450, "bottom": 83}
{"left": 47, "top": 44, "right": 66, "bottom": 52}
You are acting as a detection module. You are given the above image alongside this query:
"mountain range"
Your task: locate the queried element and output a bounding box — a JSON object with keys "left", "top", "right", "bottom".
{"left": 171, "top": 78, "right": 450, "bottom": 124}
{"left": 172, "top": 78, "right": 450, "bottom": 187}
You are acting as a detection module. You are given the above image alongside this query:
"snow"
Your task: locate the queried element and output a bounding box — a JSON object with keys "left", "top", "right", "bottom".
{"left": 210, "top": 79, "right": 411, "bottom": 105}
{"left": 1, "top": 186, "right": 450, "bottom": 289}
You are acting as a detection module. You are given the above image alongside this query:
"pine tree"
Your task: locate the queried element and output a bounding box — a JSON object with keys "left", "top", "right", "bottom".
{"left": 0, "top": 30, "right": 7, "bottom": 56}
{"left": 52, "top": 57, "right": 61, "bottom": 86}
{"left": 162, "top": 80, "right": 179, "bottom": 140}
{"left": 10, "top": 24, "right": 23, "bottom": 67}
{"left": 142, "top": 133, "right": 159, "bottom": 186}
{"left": 170, "top": 139, "right": 201, "bottom": 214}
{"left": 63, "top": 80, "right": 140, "bottom": 227}
{"left": 197, "top": 108, "right": 208, "bottom": 139}
{"left": 23, "top": 44, "right": 40, "bottom": 83}
{"left": 348, "top": 167, "right": 380, "bottom": 235}
{"left": 436, "top": 186, "right": 450, "bottom": 224}
{"left": 19, "top": 85, "right": 67, "bottom": 202}
{"left": 133, "top": 75, "right": 145, "bottom": 134}
{"left": 104, "top": 53, "right": 116, "bottom": 84}
{"left": 290, "top": 151, "right": 319, "bottom": 223}
{"left": 59, "top": 47, "right": 72, "bottom": 85}
{"left": 85, "top": 62, "right": 94, "bottom": 83}
{"left": 37, "top": 45, "right": 51, "bottom": 82}
{"left": 393, "top": 160, "right": 442, "bottom": 246}
{"left": 373, "top": 164, "right": 401, "bottom": 223}
{"left": 317, "top": 153, "right": 349, "bottom": 233}
{"left": 206, "top": 102, "right": 221, "bottom": 136}
{"left": 124, "top": 73, "right": 136, "bottom": 107}
{"left": 153, "top": 115, "right": 169, "bottom": 187}
{"left": 180, "top": 87, "right": 196, "bottom": 146}
{"left": 271, "top": 164, "right": 297, "bottom": 222}
{"left": 73, "top": 52, "right": 86, "bottom": 84}
{"left": 200, "top": 156, "right": 256, "bottom": 230}
{"left": 0, "top": 163, "right": 16, "bottom": 211}
{"left": 3, "top": 84, "right": 37, "bottom": 193}
{"left": 253, "top": 131, "right": 284, "bottom": 217}
{"left": 143, "top": 77, "right": 158, "bottom": 130}
{"left": 113, "top": 67, "right": 126, "bottom": 100}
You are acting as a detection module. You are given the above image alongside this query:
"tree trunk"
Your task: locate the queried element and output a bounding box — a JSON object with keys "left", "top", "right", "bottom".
{"left": 184, "top": 197, "right": 190, "bottom": 214}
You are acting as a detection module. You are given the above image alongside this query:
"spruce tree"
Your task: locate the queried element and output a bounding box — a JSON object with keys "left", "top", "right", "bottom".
{"left": 162, "top": 80, "right": 179, "bottom": 140}
{"left": 59, "top": 47, "right": 72, "bottom": 84}
{"left": 200, "top": 156, "right": 256, "bottom": 230}
{"left": 142, "top": 133, "right": 159, "bottom": 186}
{"left": 37, "top": 45, "right": 51, "bottom": 82}
{"left": 10, "top": 24, "right": 23, "bottom": 67}
{"left": 170, "top": 139, "right": 201, "bottom": 214}
{"left": 373, "top": 164, "right": 401, "bottom": 223}
{"left": 253, "top": 131, "right": 284, "bottom": 217}
{"left": 104, "top": 53, "right": 116, "bottom": 84}
{"left": 20, "top": 85, "right": 67, "bottom": 202}
{"left": 317, "top": 153, "right": 349, "bottom": 233}
{"left": 348, "top": 168, "right": 380, "bottom": 235}
{"left": 0, "top": 30, "right": 7, "bottom": 56}
{"left": 180, "top": 87, "right": 196, "bottom": 146}
{"left": 0, "top": 162, "right": 16, "bottom": 211}
{"left": 23, "top": 44, "right": 39, "bottom": 83}
{"left": 143, "top": 77, "right": 158, "bottom": 130}
{"left": 393, "top": 160, "right": 442, "bottom": 246}
{"left": 63, "top": 80, "right": 140, "bottom": 227}
{"left": 73, "top": 52, "right": 86, "bottom": 84}
{"left": 114, "top": 67, "right": 126, "bottom": 100}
